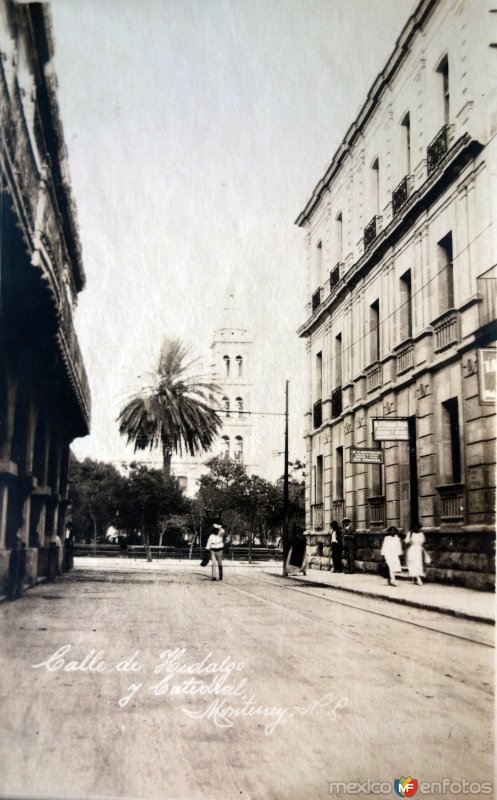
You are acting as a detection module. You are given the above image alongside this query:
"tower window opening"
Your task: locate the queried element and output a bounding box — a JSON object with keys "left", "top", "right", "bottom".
{"left": 234, "top": 436, "right": 243, "bottom": 460}
{"left": 236, "top": 355, "right": 243, "bottom": 377}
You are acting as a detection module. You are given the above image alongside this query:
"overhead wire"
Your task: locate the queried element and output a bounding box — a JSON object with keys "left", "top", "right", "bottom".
{"left": 305, "top": 217, "right": 496, "bottom": 372}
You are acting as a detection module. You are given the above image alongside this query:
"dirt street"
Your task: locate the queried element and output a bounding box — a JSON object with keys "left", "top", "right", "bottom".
{"left": 0, "top": 560, "right": 493, "bottom": 800}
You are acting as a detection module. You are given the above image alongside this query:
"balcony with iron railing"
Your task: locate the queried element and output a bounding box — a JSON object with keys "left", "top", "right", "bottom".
{"left": 395, "top": 341, "right": 414, "bottom": 376}
{"left": 331, "top": 386, "right": 343, "bottom": 419}
{"left": 329, "top": 263, "right": 342, "bottom": 293}
{"left": 437, "top": 484, "right": 465, "bottom": 528}
{"left": 427, "top": 125, "right": 450, "bottom": 176}
{"left": 392, "top": 175, "right": 409, "bottom": 216}
{"left": 477, "top": 267, "right": 497, "bottom": 328}
{"left": 312, "top": 503, "right": 324, "bottom": 531}
{"left": 364, "top": 215, "right": 378, "bottom": 250}
{"left": 312, "top": 288, "right": 322, "bottom": 312}
{"left": 365, "top": 362, "right": 382, "bottom": 393}
{"left": 367, "top": 496, "right": 385, "bottom": 528}
{"left": 313, "top": 399, "right": 323, "bottom": 429}
{"left": 433, "top": 310, "right": 459, "bottom": 353}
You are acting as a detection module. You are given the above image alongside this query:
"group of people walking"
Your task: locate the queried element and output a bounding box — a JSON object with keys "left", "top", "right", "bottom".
{"left": 380, "top": 525, "right": 430, "bottom": 586}
{"left": 286, "top": 519, "right": 430, "bottom": 587}
{"left": 201, "top": 519, "right": 430, "bottom": 587}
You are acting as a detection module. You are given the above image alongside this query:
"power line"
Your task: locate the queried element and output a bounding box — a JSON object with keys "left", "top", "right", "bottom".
{"left": 212, "top": 409, "right": 286, "bottom": 417}
{"left": 307, "top": 217, "right": 496, "bottom": 371}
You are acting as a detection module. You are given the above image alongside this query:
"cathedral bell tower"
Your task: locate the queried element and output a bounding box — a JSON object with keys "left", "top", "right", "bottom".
{"left": 211, "top": 288, "right": 255, "bottom": 471}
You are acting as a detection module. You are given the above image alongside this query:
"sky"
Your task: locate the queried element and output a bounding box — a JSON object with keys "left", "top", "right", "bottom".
{"left": 49, "top": 0, "right": 416, "bottom": 481}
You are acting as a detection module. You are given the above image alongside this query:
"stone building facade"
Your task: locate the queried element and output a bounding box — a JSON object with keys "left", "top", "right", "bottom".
{"left": 296, "top": 0, "right": 496, "bottom": 589}
{"left": 0, "top": 1, "right": 90, "bottom": 590}
{"left": 171, "top": 289, "right": 256, "bottom": 495}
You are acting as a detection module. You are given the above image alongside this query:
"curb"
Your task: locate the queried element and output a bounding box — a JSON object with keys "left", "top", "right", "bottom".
{"left": 278, "top": 573, "right": 495, "bottom": 626}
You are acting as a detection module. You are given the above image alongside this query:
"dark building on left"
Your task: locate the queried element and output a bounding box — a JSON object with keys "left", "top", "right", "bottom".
{"left": 0, "top": 0, "right": 90, "bottom": 591}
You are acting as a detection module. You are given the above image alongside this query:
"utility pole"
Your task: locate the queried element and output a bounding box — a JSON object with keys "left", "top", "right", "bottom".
{"left": 282, "top": 380, "right": 289, "bottom": 575}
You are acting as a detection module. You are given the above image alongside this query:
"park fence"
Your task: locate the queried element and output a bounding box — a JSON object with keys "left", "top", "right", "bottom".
{"left": 73, "top": 543, "right": 283, "bottom": 562}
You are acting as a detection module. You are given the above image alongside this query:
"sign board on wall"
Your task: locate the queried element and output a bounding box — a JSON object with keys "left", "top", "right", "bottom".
{"left": 372, "top": 417, "right": 409, "bottom": 441}
{"left": 478, "top": 348, "right": 496, "bottom": 405}
{"left": 350, "top": 447, "right": 384, "bottom": 464}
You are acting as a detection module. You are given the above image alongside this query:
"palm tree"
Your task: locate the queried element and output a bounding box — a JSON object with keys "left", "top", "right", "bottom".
{"left": 117, "top": 338, "right": 222, "bottom": 476}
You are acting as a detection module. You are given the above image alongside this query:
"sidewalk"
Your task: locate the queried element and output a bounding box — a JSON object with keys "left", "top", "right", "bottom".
{"left": 266, "top": 566, "right": 496, "bottom": 624}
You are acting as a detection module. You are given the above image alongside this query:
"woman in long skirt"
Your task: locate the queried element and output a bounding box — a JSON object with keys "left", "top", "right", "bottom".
{"left": 405, "top": 526, "right": 427, "bottom": 586}
{"left": 380, "top": 526, "right": 403, "bottom": 586}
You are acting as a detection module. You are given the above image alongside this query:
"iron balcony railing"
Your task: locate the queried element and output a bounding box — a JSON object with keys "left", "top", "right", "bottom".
{"left": 364, "top": 215, "right": 378, "bottom": 250}
{"left": 433, "top": 310, "right": 458, "bottom": 353}
{"left": 313, "top": 399, "right": 323, "bottom": 429}
{"left": 392, "top": 175, "right": 409, "bottom": 216}
{"left": 331, "top": 386, "right": 343, "bottom": 419}
{"left": 365, "top": 362, "right": 382, "bottom": 393}
{"left": 396, "top": 341, "right": 414, "bottom": 375}
{"left": 427, "top": 125, "right": 449, "bottom": 176}
{"left": 477, "top": 267, "right": 497, "bottom": 328}
{"left": 312, "top": 503, "right": 324, "bottom": 531}
{"left": 312, "top": 288, "right": 321, "bottom": 312}
{"left": 330, "top": 263, "right": 341, "bottom": 292}
{"left": 437, "top": 483, "right": 465, "bottom": 527}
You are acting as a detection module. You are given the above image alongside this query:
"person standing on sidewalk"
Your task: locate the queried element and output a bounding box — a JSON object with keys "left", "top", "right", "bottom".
{"left": 342, "top": 518, "right": 357, "bottom": 574}
{"left": 330, "top": 521, "right": 343, "bottom": 573}
{"left": 405, "top": 526, "right": 430, "bottom": 586}
{"left": 380, "top": 526, "right": 402, "bottom": 586}
{"left": 205, "top": 524, "right": 225, "bottom": 581}
{"left": 285, "top": 528, "right": 308, "bottom": 576}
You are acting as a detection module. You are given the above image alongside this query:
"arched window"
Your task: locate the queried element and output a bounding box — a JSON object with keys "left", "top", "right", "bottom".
{"left": 223, "top": 396, "right": 230, "bottom": 417}
{"left": 436, "top": 54, "right": 449, "bottom": 126}
{"left": 223, "top": 355, "right": 230, "bottom": 377}
{"left": 236, "top": 397, "right": 243, "bottom": 417}
{"left": 371, "top": 157, "right": 379, "bottom": 216}
{"left": 234, "top": 436, "right": 243, "bottom": 460}
{"left": 236, "top": 355, "right": 243, "bottom": 377}
{"left": 221, "top": 436, "right": 230, "bottom": 458}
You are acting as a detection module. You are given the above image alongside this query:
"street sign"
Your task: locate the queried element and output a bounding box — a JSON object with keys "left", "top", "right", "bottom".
{"left": 478, "top": 348, "right": 496, "bottom": 405}
{"left": 372, "top": 417, "right": 409, "bottom": 441}
{"left": 350, "top": 447, "right": 384, "bottom": 464}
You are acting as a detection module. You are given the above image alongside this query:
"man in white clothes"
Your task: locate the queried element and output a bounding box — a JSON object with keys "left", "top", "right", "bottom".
{"left": 205, "top": 524, "right": 225, "bottom": 582}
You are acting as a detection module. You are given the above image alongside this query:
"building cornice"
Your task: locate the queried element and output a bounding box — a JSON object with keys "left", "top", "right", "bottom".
{"left": 297, "top": 133, "right": 483, "bottom": 338}
{"left": 295, "top": 0, "right": 438, "bottom": 227}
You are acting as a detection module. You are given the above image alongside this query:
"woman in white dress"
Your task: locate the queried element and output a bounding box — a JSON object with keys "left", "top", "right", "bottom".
{"left": 380, "top": 526, "right": 403, "bottom": 586}
{"left": 405, "top": 526, "right": 428, "bottom": 586}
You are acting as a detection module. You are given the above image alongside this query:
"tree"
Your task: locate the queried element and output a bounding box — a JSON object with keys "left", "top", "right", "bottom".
{"left": 68, "top": 456, "right": 125, "bottom": 543}
{"left": 117, "top": 338, "right": 222, "bottom": 475}
{"left": 197, "top": 456, "right": 250, "bottom": 520}
{"left": 117, "top": 463, "right": 187, "bottom": 560}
